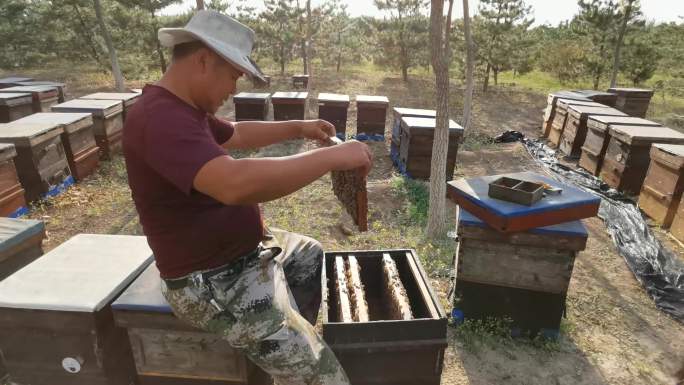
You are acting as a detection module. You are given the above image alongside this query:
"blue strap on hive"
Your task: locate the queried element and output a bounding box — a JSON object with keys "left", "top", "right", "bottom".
{"left": 0, "top": 218, "right": 44, "bottom": 255}
{"left": 353, "top": 133, "right": 385, "bottom": 142}
{"left": 449, "top": 172, "right": 600, "bottom": 218}
{"left": 44, "top": 175, "right": 75, "bottom": 199}
{"left": 112, "top": 262, "right": 172, "bottom": 313}
{"left": 459, "top": 209, "right": 588, "bottom": 237}
{"left": 8, "top": 206, "right": 29, "bottom": 219}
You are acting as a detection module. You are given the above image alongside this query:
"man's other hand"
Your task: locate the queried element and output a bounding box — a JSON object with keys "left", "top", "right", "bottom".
{"left": 330, "top": 140, "right": 373, "bottom": 176}
{"left": 301, "top": 119, "right": 336, "bottom": 142}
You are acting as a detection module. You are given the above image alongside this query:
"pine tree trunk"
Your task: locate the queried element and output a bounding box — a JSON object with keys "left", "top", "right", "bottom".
{"left": 493, "top": 67, "right": 498, "bottom": 85}
{"left": 151, "top": 13, "right": 167, "bottom": 73}
{"left": 280, "top": 43, "right": 286, "bottom": 74}
{"left": 462, "top": 0, "right": 475, "bottom": 132}
{"left": 305, "top": 0, "right": 312, "bottom": 76}
{"left": 196, "top": 0, "right": 204, "bottom": 10}
{"left": 93, "top": 0, "right": 125, "bottom": 91}
{"left": 483, "top": 62, "right": 491, "bottom": 92}
{"left": 610, "top": 1, "right": 633, "bottom": 88}
{"left": 426, "top": 0, "right": 454, "bottom": 238}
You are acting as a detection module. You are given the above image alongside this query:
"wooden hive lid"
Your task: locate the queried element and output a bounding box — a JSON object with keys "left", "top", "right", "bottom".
{"left": 609, "top": 125, "right": 684, "bottom": 146}
{"left": 392, "top": 107, "right": 436, "bottom": 118}
{"left": 0, "top": 218, "right": 44, "bottom": 255}
{"left": 130, "top": 88, "right": 143, "bottom": 93}
{"left": 111, "top": 262, "right": 172, "bottom": 314}
{"left": 0, "top": 143, "right": 17, "bottom": 162}
{"left": 0, "top": 92, "right": 32, "bottom": 106}
{"left": 0, "top": 234, "right": 153, "bottom": 313}
{"left": 51, "top": 98, "right": 123, "bottom": 118}
{"left": 356, "top": 95, "right": 389, "bottom": 105}
{"left": 271, "top": 91, "right": 308, "bottom": 100}
{"left": 16, "top": 80, "right": 65, "bottom": 87}
{"left": 0, "top": 77, "right": 33, "bottom": 85}
{"left": 567, "top": 105, "right": 626, "bottom": 118}
{"left": 233, "top": 92, "right": 270, "bottom": 101}
{"left": 607, "top": 87, "right": 654, "bottom": 97}
{"left": 80, "top": 92, "right": 140, "bottom": 103}
{"left": 18, "top": 112, "right": 93, "bottom": 134}
{"left": 401, "top": 116, "right": 464, "bottom": 134}
{"left": 318, "top": 93, "right": 350, "bottom": 103}
{"left": 0, "top": 85, "right": 58, "bottom": 99}
{"left": 556, "top": 99, "right": 602, "bottom": 110}
{"left": 587, "top": 115, "right": 660, "bottom": 130}
{"left": 292, "top": 73, "right": 309, "bottom": 78}
{"left": 548, "top": 90, "right": 589, "bottom": 101}
{"left": 0, "top": 120, "right": 63, "bottom": 146}
{"left": 650, "top": 143, "right": 684, "bottom": 170}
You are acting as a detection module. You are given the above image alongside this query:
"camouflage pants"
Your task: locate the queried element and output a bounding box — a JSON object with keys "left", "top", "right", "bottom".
{"left": 162, "top": 228, "right": 350, "bottom": 385}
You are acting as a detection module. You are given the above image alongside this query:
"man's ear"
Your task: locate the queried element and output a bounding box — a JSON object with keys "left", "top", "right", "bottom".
{"left": 196, "top": 48, "right": 212, "bottom": 75}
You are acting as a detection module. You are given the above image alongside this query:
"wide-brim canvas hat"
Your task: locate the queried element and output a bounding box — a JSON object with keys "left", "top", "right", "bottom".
{"left": 158, "top": 10, "right": 266, "bottom": 84}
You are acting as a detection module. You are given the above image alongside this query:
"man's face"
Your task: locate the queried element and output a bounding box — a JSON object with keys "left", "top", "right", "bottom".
{"left": 193, "top": 49, "right": 243, "bottom": 114}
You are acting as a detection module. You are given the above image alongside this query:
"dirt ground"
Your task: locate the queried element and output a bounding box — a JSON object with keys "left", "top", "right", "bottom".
{"left": 2, "top": 67, "right": 683, "bottom": 385}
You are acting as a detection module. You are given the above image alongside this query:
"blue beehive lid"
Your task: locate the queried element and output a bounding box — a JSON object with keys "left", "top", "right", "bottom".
{"left": 0, "top": 218, "right": 44, "bottom": 255}
{"left": 112, "top": 262, "right": 171, "bottom": 313}
{"left": 447, "top": 171, "right": 600, "bottom": 232}
{"left": 459, "top": 209, "right": 587, "bottom": 238}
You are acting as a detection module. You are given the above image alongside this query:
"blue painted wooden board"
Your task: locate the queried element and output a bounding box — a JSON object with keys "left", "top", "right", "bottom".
{"left": 459, "top": 209, "right": 587, "bottom": 238}
{"left": 447, "top": 171, "right": 600, "bottom": 232}
{"left": 112, "top": 262, "right": 171, "bottom": 313}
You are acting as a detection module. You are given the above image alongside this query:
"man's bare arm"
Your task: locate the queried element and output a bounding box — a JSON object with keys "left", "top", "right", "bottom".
{"left": 194, "top": 141, "right": 372, "bottom": 205}
{"left": 223, "top": 120, "right": 335, "bottom": 150}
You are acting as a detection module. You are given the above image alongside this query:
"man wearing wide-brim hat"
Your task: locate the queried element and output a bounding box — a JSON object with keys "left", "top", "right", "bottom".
{"left": 123, "top": 10, "right": 368, "bottom": 385}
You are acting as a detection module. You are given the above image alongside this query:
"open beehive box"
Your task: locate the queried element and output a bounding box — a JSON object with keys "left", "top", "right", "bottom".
{"left": 322, "top": 249, "right": 447, "bottom": 385}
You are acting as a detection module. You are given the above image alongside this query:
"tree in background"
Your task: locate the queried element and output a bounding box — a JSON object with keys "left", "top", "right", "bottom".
{"left": 258, "top": 0, "right": 299, "bottom": 74}
{"left": 426, "top": 0, "right": 454, "bottom": 238}
{"left": 373, "top": 0, "right": 429, "bottom": 82}
{"left": 476, "top": 0, "right": 534, "bottom": 92}
{"left": 535, "top": 24, "right": 587, "bottom": 84}
{"left": 93, "top": 0, "right": 125, "bottom": 91}
{"left": 609, "top": 0, "right": 642, "bottom": 87}
{"left": 317, "top": 4, "right": 366, "bottom": 72}
{"left": 461, "top": 0, "right": 475, "bottom": 133}
{"left": 575, "top": 0, "right": 619, "bottom": 90}
{"left": 620, "top": 24, "right": 660, "bottom": 85}
{"left": 115, "top": 0, "right": 181, "bottom": 73}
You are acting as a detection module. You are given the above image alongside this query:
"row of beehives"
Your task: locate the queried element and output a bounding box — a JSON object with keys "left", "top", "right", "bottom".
{"left": 542, "top": 89, "right": 684, "bottom": 243}
{"left": 0, "top": 76, "right": 141, "bottom": 217}
{"left": 0, "top": 219, "right": 447, "bottom": 385}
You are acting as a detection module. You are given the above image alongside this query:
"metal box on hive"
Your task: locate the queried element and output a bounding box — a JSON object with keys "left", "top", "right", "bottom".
{"left": 547, "top": 99, "right": 602, "bottom": 147}
{"left": 0, "top": 121, "right": 72, "bottom": 202}
{"left": 0, "top": 85, "right": 59, "bottom": 112}
{"left": 17, "top": 81, "right": 67, "bottom": 102}
{"left": 447, "top": 172, "right": 600, "bottom": 233}
{"left": 355, "top": 95, "right": 389, "bottom": 137}
{"left": 317, "top": 93, "right": 350, "bottom": 139}
{"left": 0, "top": 218, "right": 45, "bottom": 281}
{"left": 18, "top": 113, "right": 100, "bottom": 181}
{"left": 51, "top": 99, "right": 124, "bottom": 159}
{"left": 0, "top": 234, "right": 153, "bottom": 385}
{"left": 579, "top": 116, "right": 661, "bottom": 176}
{"left": 607, "top": 87, "right": 654, "bottom": 118}
{"left": 321, "top": 249, "right": 447, "bottom": 385}
{"left": 232, "top": 92, "right": 270, "bottom": 121}
{"left": 391, "top": 107, "right": 436, "bottom": 165}
{"left": 542, "top": 91, "right": 589, "bottom": 138}
{"left": 112, "top": 263, "right": 269, "bottom": 385}
{"left": 600, "top": 125, "right": 684, "bottom": 194}
{"left": 80, "top": 92, "right": 140, "bottom": 121}
{"left": 0, "top": 93, "right": 33, "bottom": 123}
{"left": 639, "top": 144, "right": 684, "bottom": 228}
{"left": 0, "top": 144, "right": 27, "bottom": 217}
{"left": 454, "top": 210, "right": 587, "bottom": 335}
{"left": 271, "top": 92, "right": 307, "bottom": 121}
{"left": 399, "top": 117, "right": 463, "bottom": 180}
{"left": 0, "top": 77, "right": 33, "bottom": 89}
{"left": 559, "top": 105, "right": 626, "bottom": 158}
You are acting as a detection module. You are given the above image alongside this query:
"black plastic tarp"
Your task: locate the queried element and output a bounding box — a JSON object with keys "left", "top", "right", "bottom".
{"left": 521, "top": 137, "right": 684, "bottom": 323}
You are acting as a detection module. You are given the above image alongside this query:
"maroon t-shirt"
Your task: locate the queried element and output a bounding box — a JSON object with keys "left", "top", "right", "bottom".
{"left": 123, "top": 85, "right": 264, "bottom": 278}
